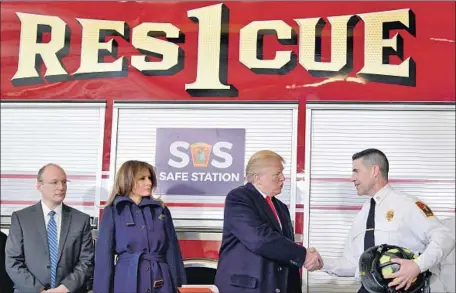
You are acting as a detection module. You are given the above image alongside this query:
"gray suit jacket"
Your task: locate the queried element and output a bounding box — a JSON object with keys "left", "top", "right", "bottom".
{"left": 5, "top": 202, "right": 94, "bottom": 293}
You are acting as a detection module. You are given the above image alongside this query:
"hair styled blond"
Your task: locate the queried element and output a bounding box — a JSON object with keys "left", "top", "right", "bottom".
{"left": 105, "top": 160, "right": 164, "bottom": 207}
{"left": 245, "top": 150, "right": 285, "bottom": 182}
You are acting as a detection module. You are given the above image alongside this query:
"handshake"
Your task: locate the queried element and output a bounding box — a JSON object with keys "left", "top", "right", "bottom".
{"left": 303, "top": 247, "right": 323, "bottom": 271}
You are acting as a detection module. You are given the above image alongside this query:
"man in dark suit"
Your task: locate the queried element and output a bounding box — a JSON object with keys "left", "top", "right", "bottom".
{"left": 5, "top": 163, "right": 94, "bottom": 293}
{"left": 1, "top": 231, "right": 14, "bottom": 293}
{"left": 215, "top": 150, "right": 322, "bottom": 293}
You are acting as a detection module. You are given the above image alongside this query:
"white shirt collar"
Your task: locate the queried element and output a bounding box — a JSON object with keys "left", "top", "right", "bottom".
{"left": 252, "top": 183, "right": 282, "bottom": 228}
{"left": 41, "top": 200, "right": 63, "bottom": 217}
{"left": 372, "top": 183, "right": 393, "bottom": 204}
{"left": 253, "top": 184, "right": 269, "bottom": 199}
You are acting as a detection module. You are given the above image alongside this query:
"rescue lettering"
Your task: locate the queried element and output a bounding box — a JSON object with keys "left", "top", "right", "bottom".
{"left": 11, "top": 4, "right": 416, "bottom": 94}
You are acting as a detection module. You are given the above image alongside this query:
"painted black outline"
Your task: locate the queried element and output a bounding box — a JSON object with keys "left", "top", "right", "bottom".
{"left": 11, "top": 23, "right": 71, "bottom": 86}
{"left": 248, "top": 27, "right": 297, "bottom": 75}
{"left": 73, "top": 22, "right": 130, "bottom": 80}
{"left": 133, "top": 31, "right": 185, "bottom": 76}
{"left": 186, "top": 4, "right": 238, "bottom": 97}
{"left": 358, "top": 9, "right": 416, "bottom": 87}
{"left": 307, "top": 15, "right": 360, "bottom": 78}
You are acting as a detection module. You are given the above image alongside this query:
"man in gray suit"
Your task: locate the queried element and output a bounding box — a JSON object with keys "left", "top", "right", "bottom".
{"left": 5, "top": 163, "right": 94, "bottom": 293}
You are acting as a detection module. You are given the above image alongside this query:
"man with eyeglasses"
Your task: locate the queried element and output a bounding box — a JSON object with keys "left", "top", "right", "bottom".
{"left": 5, "top": 163, "right": 94, "bottom": 293}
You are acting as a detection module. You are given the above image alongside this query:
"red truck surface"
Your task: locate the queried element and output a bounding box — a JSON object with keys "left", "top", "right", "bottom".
{"left": 1, "top": 1, "right": 454, "bottom": 292}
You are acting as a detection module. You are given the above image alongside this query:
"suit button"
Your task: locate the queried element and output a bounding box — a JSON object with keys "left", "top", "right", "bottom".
{"left": 275, "top": 289, "right": 280, "bottom": 293}
{"left": 278, "top": 267, "right": 282, "bottom": 271}
{"left": 145, "top": 267, "right": 149, "bottom": 271}
{"left": 146, "top": 290, "right": 150, "bottom": 293}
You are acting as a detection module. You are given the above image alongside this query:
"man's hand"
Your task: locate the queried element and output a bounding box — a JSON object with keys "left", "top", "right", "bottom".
{"left": 304, "top": 247, "right": 324, "bottom": 271}
{"left": 45, "top": 285, "right": 69, "bottom": 293}
{"left": 384, "top": 258, "right": 421, "bottom": 290}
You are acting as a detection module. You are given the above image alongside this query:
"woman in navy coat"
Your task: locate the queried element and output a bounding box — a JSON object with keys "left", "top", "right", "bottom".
{"left": 93, "top": 160, "right": 186, "bottom": 293}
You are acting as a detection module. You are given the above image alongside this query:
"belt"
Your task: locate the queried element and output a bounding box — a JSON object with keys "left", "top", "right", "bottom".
{"left": 117, "top": 252, "right": 165, "bottom": 291}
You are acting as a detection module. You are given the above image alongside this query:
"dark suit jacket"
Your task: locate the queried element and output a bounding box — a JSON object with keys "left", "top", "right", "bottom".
{"left": 5, "top": 202, "right": 94, "bottom": 293}
{"left": 214, "top": 183, "right": 306, "bottom": 293}
{"left": 1, "top": 231, "right": 14, "bottom": 293}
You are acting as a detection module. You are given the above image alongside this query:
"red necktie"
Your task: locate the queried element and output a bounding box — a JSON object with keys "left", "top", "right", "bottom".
{"left": 266, "top": 196, "right": 281, "bottom": 226}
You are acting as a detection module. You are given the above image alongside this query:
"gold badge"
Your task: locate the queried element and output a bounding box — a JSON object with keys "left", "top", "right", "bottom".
{"left": 386, "top": 209, "right": 394, "bottom": 222}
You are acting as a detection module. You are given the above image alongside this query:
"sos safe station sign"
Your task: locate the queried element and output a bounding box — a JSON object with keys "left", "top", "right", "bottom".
{"left": 155, "top": 128, "right": 246, "bottom": 195}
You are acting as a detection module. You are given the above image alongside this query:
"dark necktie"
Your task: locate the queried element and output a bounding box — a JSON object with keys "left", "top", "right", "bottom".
{"left": 364, "top": 198, "right": 376, "bottom": 251}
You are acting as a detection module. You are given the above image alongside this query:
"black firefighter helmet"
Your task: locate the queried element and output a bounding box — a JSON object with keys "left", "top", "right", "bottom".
{"left": 359, "top": 244, "right": 431, "bottom": 293}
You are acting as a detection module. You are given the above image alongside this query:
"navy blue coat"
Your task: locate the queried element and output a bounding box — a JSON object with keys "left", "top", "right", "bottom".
{"left": 215, "top": 183, "right": 306, "bottom": 293}
{"left": 93, "top": 196, "right": 186, "bottom": 293}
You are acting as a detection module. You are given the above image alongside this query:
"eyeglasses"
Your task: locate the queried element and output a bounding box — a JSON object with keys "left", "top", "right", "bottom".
{"left": 39, "top": 180, "right": 71, "bottom": 187}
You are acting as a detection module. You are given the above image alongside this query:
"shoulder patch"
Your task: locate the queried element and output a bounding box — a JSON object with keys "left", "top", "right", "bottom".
{"left": 415, "top": 201, "right": 434, "bottom": 217}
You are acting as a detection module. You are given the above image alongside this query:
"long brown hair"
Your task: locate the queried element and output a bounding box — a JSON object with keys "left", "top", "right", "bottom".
{"left": 105, "top": 160, "right": 164, "bottom": 207}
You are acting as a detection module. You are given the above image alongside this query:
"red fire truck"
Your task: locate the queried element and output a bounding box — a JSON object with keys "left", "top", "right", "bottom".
{"left": 1, "top": 1, "right": 454, "bottom": 292}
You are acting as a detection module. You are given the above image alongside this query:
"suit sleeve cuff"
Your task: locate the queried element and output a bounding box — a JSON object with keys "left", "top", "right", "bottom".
{"left": 290, "top": 247, "right": 306, "bottom": 267}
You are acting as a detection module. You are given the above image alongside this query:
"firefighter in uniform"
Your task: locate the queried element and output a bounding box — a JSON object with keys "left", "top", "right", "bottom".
{"left": 317, "top": 148, "right": 455, "bottom": 293}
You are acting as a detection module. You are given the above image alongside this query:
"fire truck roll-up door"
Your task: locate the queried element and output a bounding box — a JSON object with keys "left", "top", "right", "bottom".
{"left": 109, "top": 102, "right": 298, "bottom": 231}
{"left": 0, "top": 102, "right": 105, "bottom": 233}
{"left": 303, "top": 103, "right": 456, "bottom": 293}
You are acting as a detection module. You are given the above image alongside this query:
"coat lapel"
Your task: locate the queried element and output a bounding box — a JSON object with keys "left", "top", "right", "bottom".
{"left": 246, "top": 183, "right": 282, "bottom": 233}
{"left": 273, "top": 200, "right": 292, "bottom": 239}
{"left": 58, "top": 204, "right": 72, "bottom": 263}
{"left": 34, "top": 202, "right": 49, "bottom": 255}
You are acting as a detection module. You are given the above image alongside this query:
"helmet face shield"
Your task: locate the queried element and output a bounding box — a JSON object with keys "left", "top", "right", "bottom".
{"left": 359, "top": 244, "right": 429, "bottom": 293}
{"left": 359, "top": 246, "right": 385, "bottom": 293}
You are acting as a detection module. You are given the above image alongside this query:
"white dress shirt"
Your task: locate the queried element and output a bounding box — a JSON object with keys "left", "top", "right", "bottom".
{"left": 322, "top": 184, "right": 455, "bottom": 292}
{"left": 439, "top": 217, "right": 455, "bottom": 293}
{"left": 254, "top": 185, "right": 282, "bottom": 229}
{"left": 41, "top": 200, "right": 63, "bottom": 245}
